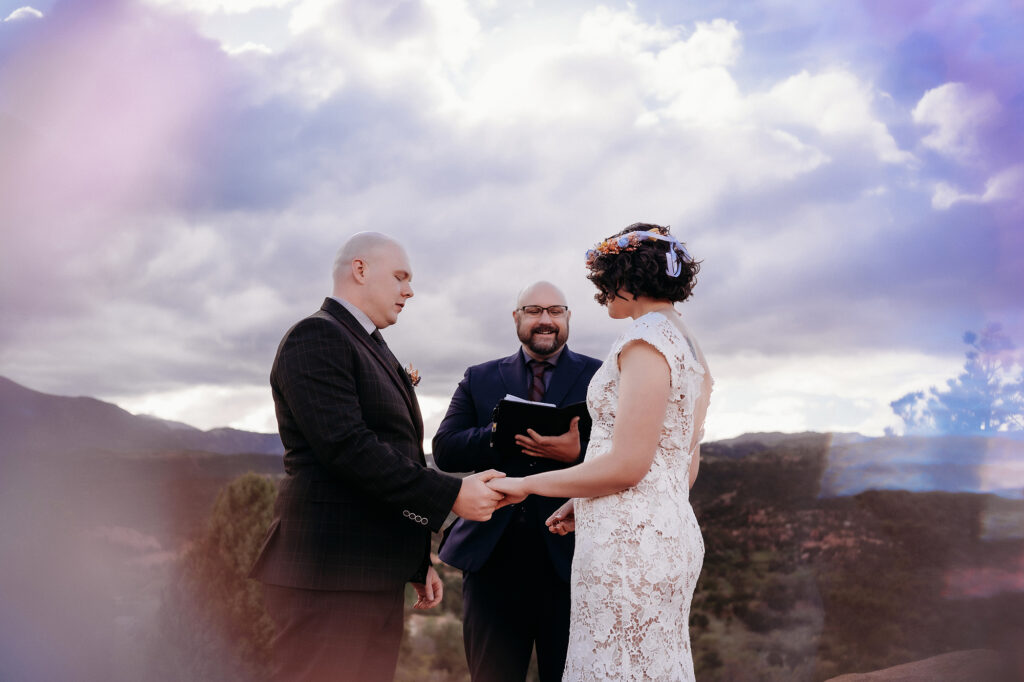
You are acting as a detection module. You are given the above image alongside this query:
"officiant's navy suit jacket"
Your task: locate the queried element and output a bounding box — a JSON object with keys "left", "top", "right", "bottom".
{"left": 433, "top": 347, "right": 601, "bottom": 582}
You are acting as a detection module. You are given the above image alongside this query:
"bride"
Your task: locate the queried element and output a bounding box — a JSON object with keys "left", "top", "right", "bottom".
{"left": 489, "top": 223, "right": 712, "bottom": 681}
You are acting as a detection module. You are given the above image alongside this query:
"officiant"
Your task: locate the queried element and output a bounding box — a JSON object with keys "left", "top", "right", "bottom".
{"left": 433, "top": 281, "right": 602, "bottom": 682}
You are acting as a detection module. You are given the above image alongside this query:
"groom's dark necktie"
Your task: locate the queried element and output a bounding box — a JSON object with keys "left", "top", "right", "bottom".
{"left": 371, "top": 329, "right": 408, "bottom": 386}
{"left": 527, "top": 359, "right": 552, "bottom": 402}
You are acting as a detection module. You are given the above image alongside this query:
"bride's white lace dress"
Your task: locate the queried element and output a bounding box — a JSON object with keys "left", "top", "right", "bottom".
{"left": 565, "top": 311, "right": 712, "bottom": 681}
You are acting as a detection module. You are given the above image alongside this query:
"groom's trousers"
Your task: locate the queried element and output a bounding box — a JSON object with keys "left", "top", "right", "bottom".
{"left": 460, "top": 503, "right": 571, "bottom": 682}
{"left": 261, "top": 583, "right": 405, "bottom": 682}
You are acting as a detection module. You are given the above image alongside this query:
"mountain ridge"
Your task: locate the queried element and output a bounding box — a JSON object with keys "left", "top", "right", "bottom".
{"left": 4, "top": 375, "right": 1023, "bottom": 498}
{"left": 0, "top": 375, "right": 282, "bottom": 457}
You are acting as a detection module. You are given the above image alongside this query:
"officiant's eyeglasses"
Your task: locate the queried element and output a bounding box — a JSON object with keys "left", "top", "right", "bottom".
{"left": 518, "top": 305, "right": 569, "bottom": 318}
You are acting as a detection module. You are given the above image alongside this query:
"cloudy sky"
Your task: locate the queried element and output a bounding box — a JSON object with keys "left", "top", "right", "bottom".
{"left": 1, "top": 0, "right": 1021, "bottom": 442}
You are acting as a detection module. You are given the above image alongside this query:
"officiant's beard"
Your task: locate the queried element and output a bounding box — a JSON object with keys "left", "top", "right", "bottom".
{"left": 519, "top": 322, "right": 567, "bottom": 357}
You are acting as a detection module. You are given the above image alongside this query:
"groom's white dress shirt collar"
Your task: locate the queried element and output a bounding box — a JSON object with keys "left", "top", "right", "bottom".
{"left": 330, "top": 296, "right": 376, "bottom": 336}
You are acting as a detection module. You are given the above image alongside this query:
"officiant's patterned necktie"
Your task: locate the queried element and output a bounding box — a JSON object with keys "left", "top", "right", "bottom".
{"left": 527, "top": 360, "right": 552, "bottom": 402}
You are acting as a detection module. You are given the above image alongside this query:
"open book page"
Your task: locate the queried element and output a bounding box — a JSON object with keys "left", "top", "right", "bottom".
{"left": 502, "top": 393, "right": 556, "bottom": 408}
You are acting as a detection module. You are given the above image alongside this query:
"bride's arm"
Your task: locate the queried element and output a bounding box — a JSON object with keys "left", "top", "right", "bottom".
{"left": 492, "top": 340, "right": 670, "bottom": 501}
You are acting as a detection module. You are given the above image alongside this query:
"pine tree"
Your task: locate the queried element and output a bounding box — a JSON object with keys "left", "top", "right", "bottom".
{"left": 891, "top": 324, "right": 1024, "bottom": 436}
{"left": 152, "top": 472, "right": 277, "bottom": 681}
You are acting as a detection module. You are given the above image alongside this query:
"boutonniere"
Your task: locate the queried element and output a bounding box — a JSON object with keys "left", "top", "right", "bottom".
{"left": 405, "top": 363, "right": 421, "bottom": 387}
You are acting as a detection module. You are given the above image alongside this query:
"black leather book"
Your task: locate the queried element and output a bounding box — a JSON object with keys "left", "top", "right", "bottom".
{"left": 490, "top": 396, "right": 593, "bottom": 457}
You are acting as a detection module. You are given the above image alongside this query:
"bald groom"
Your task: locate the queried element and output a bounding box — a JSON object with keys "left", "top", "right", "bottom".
{"left": 250, "top": 232, "right": 506, "bottom": 682}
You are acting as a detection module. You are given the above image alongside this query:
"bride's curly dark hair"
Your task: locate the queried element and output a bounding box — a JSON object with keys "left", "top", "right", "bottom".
{"left": 586, "top": 223, "right": 701, "bottom": 306}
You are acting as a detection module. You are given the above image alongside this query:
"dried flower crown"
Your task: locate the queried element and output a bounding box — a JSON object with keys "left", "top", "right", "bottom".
{"left": 585, "top": 227, "right": 692, "bottom": 277}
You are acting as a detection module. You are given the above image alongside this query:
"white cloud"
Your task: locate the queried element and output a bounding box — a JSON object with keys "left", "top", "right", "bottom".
{"left": 112, "top": 384, "right": 278, "bottom": 432}
{"left": 143, "top": 0, "right": 299, "bottom": 14}
{"left": 3, "top": 6, "right": 43, "bottom": 22}
{"left": 142, "top": 225, "right": 225, "bottom": 284}
{"left": 202, "top": 283, "right": 292, "bottom": 334}
{"left": 703, "top": 350, "right": 965, "bottom": 440}
{"left": 985, "top": 165, "right": 1024, "bottom": 203}
{"left": 224, "top": 41, "right": 273, "bottom": 56}
{"left": 931, "top": 164, "right": 1024, "bottom": 210}
{"left": 423, "top": 0, "right": 482, "bottom": 68}
{"left": 281, "top": 0, "right": 481, "bottom": 106}
{"left": 577, "top": 6, "right": 681, "bottom": 53}
{"left": 913, "top": 82, "right": 1000, "bottom": 162}
{"left": 753, "top": 70, "right": 912, "bottom": 164}
{"left": 464, "top": 12, "right": 745, "bottom": 129}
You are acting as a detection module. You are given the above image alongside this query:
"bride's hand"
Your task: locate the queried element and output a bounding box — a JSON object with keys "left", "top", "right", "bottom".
{"left": 487, "top": 477, "right": 529, "bottom": 507}
{"left": 546, "top": 499, "right": 575, "bottom": 535}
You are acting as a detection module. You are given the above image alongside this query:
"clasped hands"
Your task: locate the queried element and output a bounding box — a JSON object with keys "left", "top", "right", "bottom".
{"left": 470, "top": 476, "right": 574, "bottom": 539}
{"left": 482, "top": 416, "right": 581, "bottom": 508}
{"left": 449, "top": 469, "right": 528, "bottom": 521}
{"left": 417, "top": 424, "right": 578, "bottom": 611}
{"left": 484, "top": 477, "right": 575, "bottom": 537}
{"left": 452, "top": 418, "right": 581, "bottom": 525}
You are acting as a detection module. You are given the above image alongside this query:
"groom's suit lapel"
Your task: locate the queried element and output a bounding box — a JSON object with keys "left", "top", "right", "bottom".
{"left": 321, "top": 299, "right": 424, "bottom": 444}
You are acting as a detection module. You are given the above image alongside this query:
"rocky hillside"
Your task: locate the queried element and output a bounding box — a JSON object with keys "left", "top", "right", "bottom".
{"left": 688, "top": 436, "right": 1024, "bottom": 681}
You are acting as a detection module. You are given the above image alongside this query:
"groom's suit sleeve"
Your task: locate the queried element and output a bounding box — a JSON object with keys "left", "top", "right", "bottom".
{"left": 433, "top": 366, "right": 501, "bottom": 473}
{"left": 277, "top": 317, "right": 461, "bottom": 532}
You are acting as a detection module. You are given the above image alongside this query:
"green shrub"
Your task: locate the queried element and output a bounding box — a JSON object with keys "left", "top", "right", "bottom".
{"left": 152, "top": 472, "right": 277, "bottom": 681}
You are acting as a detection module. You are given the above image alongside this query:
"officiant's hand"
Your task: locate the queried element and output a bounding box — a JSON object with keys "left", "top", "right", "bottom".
{"left": 412, "top": 566, "right": 444, "bottom": 610}
{"left": 546, "top": 499, "right": 575, "bottom": 535}
{"left": 488, "top": 477, "right": 529, "bottom": 507}
{"left": 515, "top": 417, "right": 581, "bottom": 463}
{"left": 453, "top": 469, "right": 506, "bottom": 521}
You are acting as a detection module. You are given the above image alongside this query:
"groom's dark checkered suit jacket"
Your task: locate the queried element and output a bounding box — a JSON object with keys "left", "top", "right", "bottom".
{"left": 250, "top": 298, "right": 462, "bottom": 591}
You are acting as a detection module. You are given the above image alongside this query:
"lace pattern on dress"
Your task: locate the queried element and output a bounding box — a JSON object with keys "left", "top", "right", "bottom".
{"left": 564, "top": 312, "right": 709, "bottom": 681}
